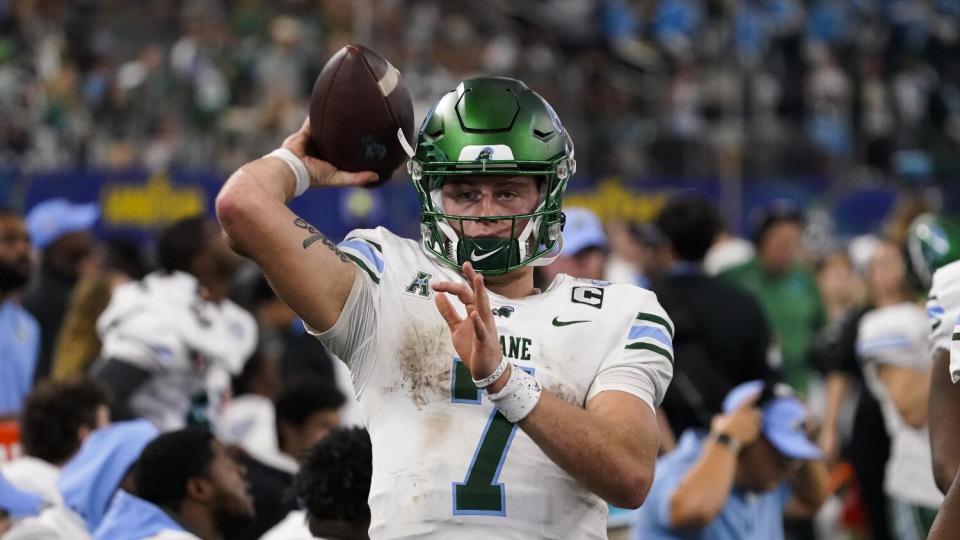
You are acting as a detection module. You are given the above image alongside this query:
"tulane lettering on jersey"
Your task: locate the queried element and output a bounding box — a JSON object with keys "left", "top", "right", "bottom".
{"left": 499, "top": 334, "right": 532, "bottom": 361}
{"left": 309, "top": 226, "right": 673, "bottom": 539}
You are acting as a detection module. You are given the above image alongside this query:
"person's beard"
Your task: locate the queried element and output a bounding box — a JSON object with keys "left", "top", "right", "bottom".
{"left": 213, "top": 495, "right": 255, "bottom": 538}
{"left": 0, "top": 257, "right": 30, "bottom": 292}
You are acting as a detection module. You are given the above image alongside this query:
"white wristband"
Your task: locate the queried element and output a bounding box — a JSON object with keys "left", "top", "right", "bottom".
{"left": 472, "top": 356, "right": 509, "bottom": 389}
{"left": 265, "top": 148, "right": 310, "bottom": 197}
{"left": 486, "top": 364, "right": 542, "bottom": 423}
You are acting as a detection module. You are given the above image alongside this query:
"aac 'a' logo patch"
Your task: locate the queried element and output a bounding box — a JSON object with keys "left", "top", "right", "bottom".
{"left": 571, "top": 286, "right": 604, "bottom": 309}
{"left": 404, "top": 271, "right": 433, "bottom": 298}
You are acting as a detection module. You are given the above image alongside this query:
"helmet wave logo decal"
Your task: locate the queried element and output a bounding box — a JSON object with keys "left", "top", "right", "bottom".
{"left": 470, "top": 246, "right": 505, "bottom": 262}
{"left": 457, "top": 144, "right": 515, "bottom": 161}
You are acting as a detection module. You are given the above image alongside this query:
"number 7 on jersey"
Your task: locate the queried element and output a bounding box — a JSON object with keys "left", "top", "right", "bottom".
{"left": 450, "top": 358, "right": 533, "bottom": 516}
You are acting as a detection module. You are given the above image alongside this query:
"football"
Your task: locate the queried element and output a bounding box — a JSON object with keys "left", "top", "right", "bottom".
{"left": 309, "top": 44, "right": 415, "bottom": 187}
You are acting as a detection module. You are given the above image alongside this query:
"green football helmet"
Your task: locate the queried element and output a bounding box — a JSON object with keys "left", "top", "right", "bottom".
{"left": 906, "top": 213, "right": 960, "bottom": 288}
{"left": 404, "top": 77, "right": 576, "bottom": 275}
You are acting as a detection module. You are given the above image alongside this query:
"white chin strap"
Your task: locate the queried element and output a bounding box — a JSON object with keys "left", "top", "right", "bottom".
{"left": 528, "top": 234, "right": 563, "bottom": 266}
{"left": 526, "top": 177, "right": 567, "bottom": 266}
{"left": 429, "top": 188, "right": 462, "bottom": 260}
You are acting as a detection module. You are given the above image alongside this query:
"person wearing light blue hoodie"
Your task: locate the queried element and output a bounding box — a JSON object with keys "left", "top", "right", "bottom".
{"left": 95, "top": 428, "right": 254, "bottom": 540}
{"left": 5, "top": 419, "right": 158, "bottom": 540}
{"left": 94, "top": 490, "right": 195, "bottom": 540}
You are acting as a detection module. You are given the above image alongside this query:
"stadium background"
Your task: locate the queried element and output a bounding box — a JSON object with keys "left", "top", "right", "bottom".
{"left": 2, "top": 0, "right": 959, "bottom": 243}
{"left": 3, "top": 0, "right": 960, "bottom": 538}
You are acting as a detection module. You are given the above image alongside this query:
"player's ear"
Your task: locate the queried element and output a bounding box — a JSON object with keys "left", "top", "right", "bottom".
{"left": 186, "top": 476, "right": 214, "bottom": 503}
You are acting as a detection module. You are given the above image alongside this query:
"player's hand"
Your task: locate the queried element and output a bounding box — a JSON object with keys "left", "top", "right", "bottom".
{"left": 432, "top": 262, "right": 507, "bottom": 390}
{"left": 710, "top": 392, "right": 763, "bottom": 446}
{"left": 280, "top": 117, "right": 379, "bottom": 188}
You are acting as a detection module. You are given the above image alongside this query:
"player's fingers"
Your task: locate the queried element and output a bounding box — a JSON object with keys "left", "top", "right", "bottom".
{"left": 432, "top": 281, "right": 476, "bottom": 308}
{"left": 461, "top": 262, "right": 489, "bottom": 316}
{"left": 462, "top": 262, "right": 476, "bottom": 282}
{"left": 473, "top": 272, "right": 494, "bottom": 324}
{"left": 471, "top": 311, "right": 487, "bottom": 340}
{"left": 434, "top": 292, "right": 462, "bottom": 328}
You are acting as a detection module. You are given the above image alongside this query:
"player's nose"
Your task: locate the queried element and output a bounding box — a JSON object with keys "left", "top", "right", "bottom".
{"left": 475, "top": 194, "right": 498, "bottom": 218}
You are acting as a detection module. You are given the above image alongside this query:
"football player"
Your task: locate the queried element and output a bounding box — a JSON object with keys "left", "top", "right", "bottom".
{"left": 909, "top": 214, "right": 960, "bottom": 538}
{"left": 217, "top": 77, "right": 672, "bottom": 538}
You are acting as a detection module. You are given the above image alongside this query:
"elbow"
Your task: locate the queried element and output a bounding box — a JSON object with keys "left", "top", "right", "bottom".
{"left": 668, "top": 493, "right": 713, "bottom": 529}
{"left": 215, "top": 183, "right": 257, "bottom": 254}
{"left": 931, "top": 432, "right": 960, "bottom": 494}
{"left": 933, "top": 456, "right": 959, "bottom": 494}
{"left": 214, "top": 184, "right": 246, "bottom": 235}
{"left": 609, "top": 469, "right": 653, "bottom": 510}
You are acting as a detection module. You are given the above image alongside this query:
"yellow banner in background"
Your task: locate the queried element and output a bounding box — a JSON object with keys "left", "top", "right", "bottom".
{"left": 101, "top": 173, "right": 206, "bottom": 228}
{"left": 563, "top": 178, "right": 669, "bottom": 223}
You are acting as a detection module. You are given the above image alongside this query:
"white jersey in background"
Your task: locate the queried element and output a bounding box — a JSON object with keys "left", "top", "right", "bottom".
{"left": 97, "top": 271, "right": 257, "bottom": 431}
{"left": 857, "top": 303, "right": 943, "bottom": 509}
{"left": 308, "top": 227, "right": 673, "bottom": 540}
{"left": 928, "top": 261, "right": 960, "bottom": 382}
{"left": 1, "top": 456, "right": 61, "bottom": 505}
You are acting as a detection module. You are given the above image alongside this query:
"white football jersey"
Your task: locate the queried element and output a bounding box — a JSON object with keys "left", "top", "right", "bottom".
{"left": 97, "top": 271, "right": 258, "bottom": 431}
{"left": 927, "top": 261, "right": 960, "bottom": 382}
{"left": 308, "top": 227, "right": 673, "bottom": 540}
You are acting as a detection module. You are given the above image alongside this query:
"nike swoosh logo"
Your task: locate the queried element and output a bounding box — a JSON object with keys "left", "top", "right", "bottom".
{"left": 552, "top": 317, "right": 591, "bottom": 327}
{"left": 470, "top": 246, "right": 505, "bottom": 262}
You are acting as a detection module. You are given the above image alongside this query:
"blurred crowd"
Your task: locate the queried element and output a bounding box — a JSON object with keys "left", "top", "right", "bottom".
{"left": 0, "top": 182, "right": 953, "bottom": 539}
{"left": 0, "top": 198, "right": 372, "bottom": 538}
{"left": 540, "top": 191, "right": 956, "bottom": 540}
{"left": 2, "top": 0, "right": 960, "bottom": 184}
{"left": 1, "top": 0, "right": 960, "bottom": 539}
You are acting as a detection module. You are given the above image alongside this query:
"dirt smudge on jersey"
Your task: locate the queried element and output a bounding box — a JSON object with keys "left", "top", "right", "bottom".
{"left": 422, "top": 411, "right": 453, "bottom": 451}
{"left": 386, "top": 319, "right": 455, "bottom": 410}
{"left": 543, "top": 379, "right": 584, "bottom": 408}
{"left": 536, "top": 343, "right": 586, "bottom": 407}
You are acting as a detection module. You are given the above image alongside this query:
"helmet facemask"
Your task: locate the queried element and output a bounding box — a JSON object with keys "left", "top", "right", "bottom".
{"left": 409, "top": 149, "right": 574, "bottom": 275}
{"left": 405, "top": 77, "right": 576, "bottom": 275}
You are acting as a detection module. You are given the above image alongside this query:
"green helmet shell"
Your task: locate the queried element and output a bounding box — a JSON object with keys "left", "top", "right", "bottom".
{"left": 407, "top": 77, "right": 575, "bottom": 275}
{"left": 907, "top": 213, "right": 960, "bottom": 289}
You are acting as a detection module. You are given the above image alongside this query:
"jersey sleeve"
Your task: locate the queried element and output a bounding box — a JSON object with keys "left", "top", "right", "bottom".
{"left": 927, "top": 294, "right": 951, "bottom": 354}
{"left": 337, "top": 228, "right": 387, "bottom": 285}
{"left": 928, "top": 264, "right": 960, "bottom": 354}
{"left": 304, "top": 228, "right": 385, "bottom": 393}
{"left": 950, "top": 320, "right": 960, "bottom": 383}
{"left": 585, "top": 291, "right": 674, "bottom": 409}
{"left": 856, "top": 306, "right": 929, "bottom": 368}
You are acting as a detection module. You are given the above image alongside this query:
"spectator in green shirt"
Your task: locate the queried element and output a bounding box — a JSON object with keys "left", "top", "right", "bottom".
{"left": 720, "top": 201, "right": 824, "bottom": 394}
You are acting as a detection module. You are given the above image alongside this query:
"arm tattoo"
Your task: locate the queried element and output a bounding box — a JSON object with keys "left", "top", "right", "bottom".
{"left": 293, "top": 218, "right": 350, "bottom": 262}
